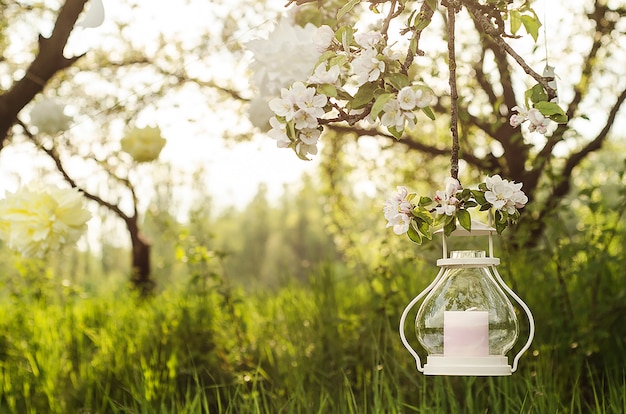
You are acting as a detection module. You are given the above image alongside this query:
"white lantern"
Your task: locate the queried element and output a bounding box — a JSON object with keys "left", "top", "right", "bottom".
{"left": 399, "top": 220, "right": 535, "bottom": 376}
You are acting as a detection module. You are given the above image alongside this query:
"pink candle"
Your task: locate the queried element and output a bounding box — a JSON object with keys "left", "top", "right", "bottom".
{"left": 443, "top": 310, "right": 489, "bottom": 356}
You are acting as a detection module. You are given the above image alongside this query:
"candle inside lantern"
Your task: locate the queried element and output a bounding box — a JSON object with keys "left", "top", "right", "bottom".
{"left": 443, "top": 310, "right": 489, "bottom": 357}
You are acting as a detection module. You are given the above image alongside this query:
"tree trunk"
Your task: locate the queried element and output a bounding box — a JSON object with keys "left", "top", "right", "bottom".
{"left": 128, "top": 220, "right": 154, "bottom": 295}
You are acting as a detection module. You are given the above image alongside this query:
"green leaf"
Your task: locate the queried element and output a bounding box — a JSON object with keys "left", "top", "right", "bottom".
{"left": 351, "top": 82, "right": 378, "bottom": 109}
{"left": 413, "top": 209, "right": 433, "bottom": 225}
{"left": 317, "top": 83, "right": 337, "bottom": 98}
{"left": 526, "top": 84, "right": 548, "bottom": 104}
{"left": 534, "top": 101, "right": 568, "bottom": 123}
{"left": 316, "top": 51, "right": 336, "bottom": 67}
{"left": 386, "top": 73, "right": 409, "bottom": 90}
{"left": 457, "top": 209, "right": 471, "bottom": 232}
{"left": 387, "top": 126, "right": 403, "bottom": 139}
{"left": 335, "top": 26, "right": 354, "bottom": 48}
{"left": 421, "top": 106, "right": 436, "bottom": 120}
{"left": 425, "top": 0, "right": 438, "bottom": 11}
{"left": 370, "top": 93, "right": 394, "bottom": 120}
{"left": 509, "top": 10, "right": 522, "bottom": 35}
{"left": 418, "top": 196, "right": 433, "bottom": 207}
{"left": 521, "top": 14, "right": 542, "bottom": 42}
{"left": 443, "top": 217, "right": 457, "bottom": 236}
{"left": 471, "top": 190, "right": 487, "bottom": 205}
{"left": 337, "top": 0, "right": 361, "bottom": 20}
{"left": 416, "top": 218, "right": 432, "bottom": 239}
{"left": 407, "top": 224, "right": 423, "bottom": 244}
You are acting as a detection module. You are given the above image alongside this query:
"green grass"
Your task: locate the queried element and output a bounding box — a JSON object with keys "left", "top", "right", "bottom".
{"left": 0, "top": 257, "right": 624, "bottom": 413}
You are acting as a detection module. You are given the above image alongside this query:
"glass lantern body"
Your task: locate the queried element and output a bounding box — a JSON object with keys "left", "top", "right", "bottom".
{"left": 416, "top": 250, "right": 519, "bottom": 358}
{"left": 399, "top": 221, "right": 535, "bottom": 376}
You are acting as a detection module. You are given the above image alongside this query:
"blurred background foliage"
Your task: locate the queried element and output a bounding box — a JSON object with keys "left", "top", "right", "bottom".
{"left": 0, "top": 138, "right": 625, "bottom": 412}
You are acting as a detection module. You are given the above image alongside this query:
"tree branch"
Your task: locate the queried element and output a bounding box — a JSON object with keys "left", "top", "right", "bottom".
{"left": 0, "top": 0, "right": 88, "bottom": 148}
{"left": 16, "top": 119, "right": 135, "bottom": 228}
{"left": 443, "top": 0, "right": 460, "bottom": 180}
{"left": 326, "top": 123, "right": 491, "bottom": 171}
{"left": 461, "top": 0, "right": 556, "bottom": 101}
{"left": 538, "top": 87, "right": 626, "bottom": 222}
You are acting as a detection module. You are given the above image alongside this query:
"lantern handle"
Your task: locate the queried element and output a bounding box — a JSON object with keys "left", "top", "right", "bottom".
{"left": 399, "top": 267, "right": 446, "bottom": 372}
{"left": 491, "top": 266, "right": 536, "bottom": 373}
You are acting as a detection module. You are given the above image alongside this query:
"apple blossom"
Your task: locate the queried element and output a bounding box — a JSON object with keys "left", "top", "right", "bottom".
{"left": 354, "top": 31, "right": 384, "bottom": 49}
{"left": 484, "top": 175, "right": 528, "bottom": 213}
{"left": 268, "top": 117, "right": 291, "bottom": 148}
{"left": 434, "top": 177, "right": 462, "bottom": 216}
{"left": 312, "top": 25, "right": 335, "bottom": 53}
{"left": 308, "top": 64, "right": 341, "bottom": 85}
{"left": 351, "top": 48, "right": 385, "bottom": 86}
{"left": 527, "top": 108, "right": 550, "bottom": 134}
{"left": 383, "top": 186, "right": 414, "bottom": 235}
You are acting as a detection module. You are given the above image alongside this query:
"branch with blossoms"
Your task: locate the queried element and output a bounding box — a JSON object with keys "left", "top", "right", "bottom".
{"left": 247, "top": 1, "right": 568, "bottom": 161}
{"left": 383, "top": 175, "right": 528, "bottom": 243}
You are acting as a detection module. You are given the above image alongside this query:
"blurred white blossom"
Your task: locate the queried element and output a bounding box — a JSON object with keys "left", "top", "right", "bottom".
{"left": 120, "top": 126, "right": 166, "bottom": 163}
{"left": 29, "top": 99, "right": 72, "bottom": 135}
{"left": 0, "top": 184, "right": 91, "bottom": 259}
{"left": 247, "top": 19, "right": 330, "bottom": 130}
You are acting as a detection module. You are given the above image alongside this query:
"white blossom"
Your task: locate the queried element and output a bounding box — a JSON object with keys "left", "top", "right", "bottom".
{"left": 414, "top": 87, "right": 436, "bottom": 108}
{"left": 484, "top": 175, "right": 528, "bottom": 213}
{"left": 247, "top": 19, "right": 322, "bottom": 98}
{"left": 527, "top": 108, "right": 550, "bottom": 134}
{"left": 509, "top": 104, "right": 528, "bottom": 127}
{"left": 296, "top": 141, "right": 318, "bottom": 158}
{"left": 381, "top": 98, "right": 416, "bottom": 132}
{"left": 0, "top": 184, "right": 91, "bottom": 259}
{"left": 29, "top": 99, "right": 72, "bottom": 135}
{"left": 120, "top": 126, "right": 166, "bottom": 163}
{"left": 248, "top": 97, "right": 274, "bottom": 132}
{"left": 351, "top": 48, "right": 384, "bottom": 86}
{"left": 246, "top": 19, "right": 324, "bottom": 129}
{"left": 397, "top": 86, "right": 417, "bottom": 111}
{"left": 383, "top": 186, "right": 414, "bottom": 235}
{"left": 355, "top": 31, "right": 383, "bottom": 49}
{"left": 434, "top": 177, "right": 461, "bottom": 216}
{"left": 308, "top": 64, "right": 341, "bottom": 85}
{"left": 298, "top": 127, "right": 321, "bottom": 145}
{"left": 268, "top": 116, "right": 291, "bottom": 148}
{"left": 313, "top": 25, "right": 335, "bottom": 53}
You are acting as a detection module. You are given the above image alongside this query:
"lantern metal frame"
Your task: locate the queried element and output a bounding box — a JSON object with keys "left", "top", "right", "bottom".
{"left": 399, "top": 220, "right": 535, "bottom": 376}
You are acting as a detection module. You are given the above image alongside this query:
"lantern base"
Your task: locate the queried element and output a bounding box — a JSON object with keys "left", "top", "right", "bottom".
{"left": 423, "top": 355, "right": 512, "bottom": 376}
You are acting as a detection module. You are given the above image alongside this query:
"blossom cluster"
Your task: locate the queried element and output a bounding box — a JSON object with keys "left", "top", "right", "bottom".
{"left": 247, "top": 19, "right": 438, "bottom": 158}
{"left": 246, "top": 20, "right": 332, "bottom": 131}
{"left": 509, "top": 104, "right": 550, "bottom": 134}
{"left": 268, "top": 82, "right": 328, "bottom": 159}
{"left": 120, "top": 126, "right": 166, "bottom": 163}
{"left": 0, "top": 184, "right": 92, "bottom": 258}
{"left": 384, "top": 175, "right": 528, "bottom": 243}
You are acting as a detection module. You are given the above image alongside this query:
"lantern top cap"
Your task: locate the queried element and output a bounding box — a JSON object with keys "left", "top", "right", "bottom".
{"left": 434, "top": 220, "right": 496, "bottom": 237}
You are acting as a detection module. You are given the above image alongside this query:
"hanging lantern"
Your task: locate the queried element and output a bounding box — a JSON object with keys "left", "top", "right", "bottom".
{"left": 399, "top": 220, "right": 535, "bottom": 376}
